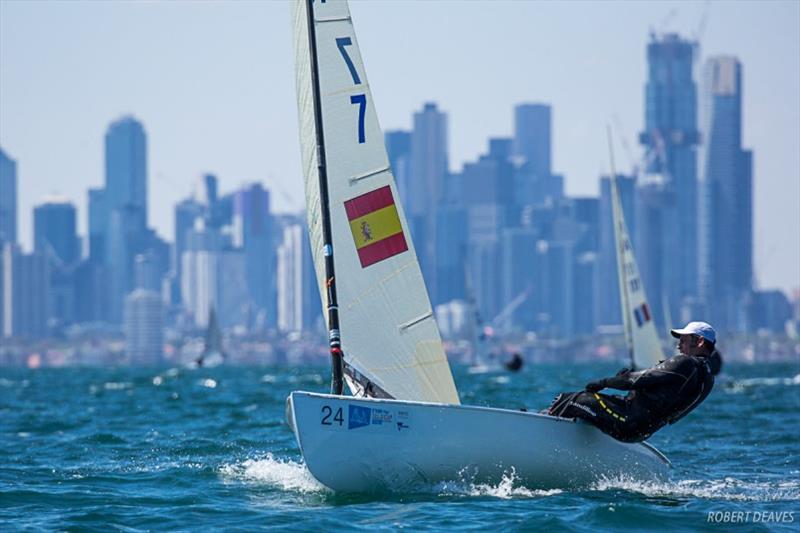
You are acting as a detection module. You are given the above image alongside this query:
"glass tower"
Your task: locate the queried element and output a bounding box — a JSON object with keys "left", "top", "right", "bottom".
{"left": 639, "top": 33, "right": 700, "bottom": 319}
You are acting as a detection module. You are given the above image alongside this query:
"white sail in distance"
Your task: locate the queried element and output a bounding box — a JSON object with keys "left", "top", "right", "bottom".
{"left": 610, "top": 167, "right": 665, "bottom": 370}
{"left": 291, "top": 0, "right": 459, "bottom": 404}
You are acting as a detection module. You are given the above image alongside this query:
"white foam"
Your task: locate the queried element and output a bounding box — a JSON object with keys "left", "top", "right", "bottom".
{"left": 724, "top": 374, "right": 800, "bottom": 395}
{"left": 591, "top": 475, "right": 800, "bottom": 502}
{"left": 437, "top": 468, "right": 563, "bottom": 499}
{"left": 731, "top": 374, "right": 800, "bottom": 388}
{"left": 103, "top": 382, "right": 132, "bottom": 391}
{"left": 201, "top": 378, "right": 217, "bottom": 388}
{"left": 220, "top": 454, "right": 328, "bottom": 494}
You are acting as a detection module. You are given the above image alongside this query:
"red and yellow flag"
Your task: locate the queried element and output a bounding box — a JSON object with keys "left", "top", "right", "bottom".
{"left": 344, "top": 186, "right": 408, "bottom": 268}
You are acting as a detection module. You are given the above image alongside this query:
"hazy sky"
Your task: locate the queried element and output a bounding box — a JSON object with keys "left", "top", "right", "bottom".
{"left": 1, "top": 0, "right": 798, "bottom": 293}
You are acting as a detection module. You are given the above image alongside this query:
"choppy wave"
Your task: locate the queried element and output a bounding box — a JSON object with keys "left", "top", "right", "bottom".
{"left": 591, "top": 475, "right": 800, "bottom": 502}
{"left": 436, "top": 468, "right": 563, "bottom": 499}
{"left": 219, "top": 454, "right": 328, "bottom": 494}
{"left": 723, "top": 373, "right": 800, "bottom": 394}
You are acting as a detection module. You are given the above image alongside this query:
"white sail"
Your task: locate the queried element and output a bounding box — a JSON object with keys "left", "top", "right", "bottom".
{"left": 611, "top": 175, "right": 665, "bottom": 369}
{"left": 291, "top": 0, "right": 459, "bottom": 404}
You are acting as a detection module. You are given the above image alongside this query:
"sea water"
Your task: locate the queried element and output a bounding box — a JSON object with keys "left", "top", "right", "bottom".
{"left": 2, "top": 362, "right": 798, "bottom": 531}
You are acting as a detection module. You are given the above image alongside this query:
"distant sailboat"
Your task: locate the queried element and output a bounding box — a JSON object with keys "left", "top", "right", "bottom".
{"left": 608, "top": 129, "right": 665, "bottom": 369}
{"left": 284, "top": 0, "right": 668, "bottom": 493}
{"left": 195, "top": 307, "right": 225, "bottom": 368}
{"left": 465, "top": 262, "right": 501, "bottom": 374}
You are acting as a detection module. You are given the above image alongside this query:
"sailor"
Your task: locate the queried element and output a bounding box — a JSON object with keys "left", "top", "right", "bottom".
{"left": 546, "top": 321, "right": 718, "bottom": 443}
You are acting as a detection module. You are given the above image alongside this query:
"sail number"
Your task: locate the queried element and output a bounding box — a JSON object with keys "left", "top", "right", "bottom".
{"left": 321, "top": 405, "right": 344, "bottom": 426}
{"left": 335, "top": 35, "right": 366, "bottom": 144}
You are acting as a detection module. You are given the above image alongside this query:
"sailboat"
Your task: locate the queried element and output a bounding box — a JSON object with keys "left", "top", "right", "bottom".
{"left": 465, "top": 262, "right": 501, "bottom": 374}
{"left": 608, "top": 131, "right": 665, "bottom": 370}
{"left": 195, "top": 307, "right": 226, "bottom": 368}
{"left": 285, "top": 0, "right": 669, "bottom": 493}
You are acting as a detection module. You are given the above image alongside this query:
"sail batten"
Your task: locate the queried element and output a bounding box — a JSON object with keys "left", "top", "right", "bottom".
{"left": 292, "top": 0, "right": 459, "bottom": 404}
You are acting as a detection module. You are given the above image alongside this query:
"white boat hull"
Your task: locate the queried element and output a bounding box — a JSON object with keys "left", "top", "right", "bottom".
{"left": 286, "top": 391, "right": 670, "bottom": 493}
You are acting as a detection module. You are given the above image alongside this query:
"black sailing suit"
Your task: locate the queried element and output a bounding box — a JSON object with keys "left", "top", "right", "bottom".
{"left": 547, "top": 354, "right": 715, "bottom": 443}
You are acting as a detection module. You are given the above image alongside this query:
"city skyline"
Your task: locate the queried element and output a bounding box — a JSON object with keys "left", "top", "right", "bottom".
{"left": 0, "top": 0, "right": 798, "bottom": 294}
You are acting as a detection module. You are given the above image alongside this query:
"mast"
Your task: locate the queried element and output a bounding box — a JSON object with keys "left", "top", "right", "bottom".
{"left": 464, "top": 258, "right": 485, "bottom": 367}
{"left": 304, "top": 0, "right": 343, "bottom": 394}
{"left": 607, "top": 127, "right": 635, "bottom": 368}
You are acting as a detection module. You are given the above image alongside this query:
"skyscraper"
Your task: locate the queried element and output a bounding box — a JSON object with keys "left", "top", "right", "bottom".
{"left": 124, "top": 289, "right": 163, "bottom": 365}
{"left": 174, "top": 198, "right": 204, "bottom": 304}
{"left": 385, "top": 130, "right": 412, "bottom": 207}
{"left": 105, "top": 116, "right": 148, "bottom": 223}
{"left": 277, "top": 223, "right": 319, "bottom": 333}
{"left": 34, "top": 198, "right": 79, "bottom": 267}
{"left": 234, "top": 184, "right": 276, "bottom": 327}
{"left": 700, "top": 56, "right": 752, "bottom": 331}
{"left": 410, "top": 103, "right": 448, "bottom": 217}
{"left": 1, "top": 244, "right": 49, "bottom": 339}
{"left": 88, "top": 188, "right": 107, "bottom": 263}
{"left": 639, "top": 33, "right": 700, "bottom": 316}
{"left": 513, "top": 103, "right": 551, "bottom": 180}
{"left": 106, "top": 205, "right": 147, "bottom": 323}
{"left": 410, "top": 103, "right": 448, "bottom": 299}
{"left": 101, "top": 116, "right": 149, "bottom": 323}
{"left": 0, "top": 147, "right": 17, "bottom": 246}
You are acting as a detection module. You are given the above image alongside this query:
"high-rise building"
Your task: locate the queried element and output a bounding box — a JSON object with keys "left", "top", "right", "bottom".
{"left": 500, "top": 228, "right": 539, "bottom": 331}
{"left": 574, "top": 252, "right": 598, "bottom": 336}
{"left": 639, "top": 33, "right": 700, "bottom": 313}
{"left": 234, "top": 184, "right": 276, "bottom": 327}
{"left": 699, "top": 56, "right": 752, "bottom": 331}
{"left": 410, "top": 103, "right": 449, "bottom": 299}
{"left": 74, "top": 259, "right": 109, "bottom": 324}
{"left": 410, "top": 103, "right": 448, "bottom": 217}
{"left": 1, "top": 243, "right": 49, "bottom": 339}
{"left": 636, "top": 181, "right": 677, "bottom": 330}
{"left": 105, "top": 116, "right": 148, "bottom": 223}
{"left": 461, "top": 138, "right": 515, "bottom": 208}
{"left": 0, "top": 148, "right": 17, "bottom": 246}
{"left": 106, "top": 205, "right": 147, "bottom": 323}
{"left": 134, "top": 252, "right": 161, "bottom": 292}
{"left": 180, "top": 247, "right": 247, "bottom": 329}
{"left": 512, "top": 104, "right": 564, "bottom": 206}
{"left": 173, "top": 198, "right": 204, "bottom": 303}
{"left": 385, "top": 130, "right": 412, "bottom": 207}
{"left": 277, "top": 223, "right": 319, "bottom": 332}
{"left": 513, "top": 103, "right": 551, "bottom": 179}
{"left": 34, "top": 198, "right": 79, "bottom": 267}
{"left": 124, "top": 289, "right": 163, "bottom": 365}
{"left": 88, "top": 188, "right": 107, "bottom": 264}
{"left": 434, "top": 206, "right": 469, "bottom": 306}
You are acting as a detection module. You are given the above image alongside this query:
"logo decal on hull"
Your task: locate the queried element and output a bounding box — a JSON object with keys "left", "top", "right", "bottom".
{"left": 348, "top": 405, "right": 371, "bottom": 429}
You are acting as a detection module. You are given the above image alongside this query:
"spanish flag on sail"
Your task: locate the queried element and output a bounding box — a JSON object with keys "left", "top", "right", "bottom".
{"left": 344, "top": 186, "right": 408, "bottom": 268}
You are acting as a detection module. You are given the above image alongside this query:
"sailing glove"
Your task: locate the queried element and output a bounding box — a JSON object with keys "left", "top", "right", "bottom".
{"left": 585, "top": 380, "right": 606, "bottom": 392}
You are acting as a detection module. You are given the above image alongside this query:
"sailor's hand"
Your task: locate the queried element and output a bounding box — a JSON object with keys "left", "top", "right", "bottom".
{"left": 585, "top": 380, "right": 605, "bottom": 393}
